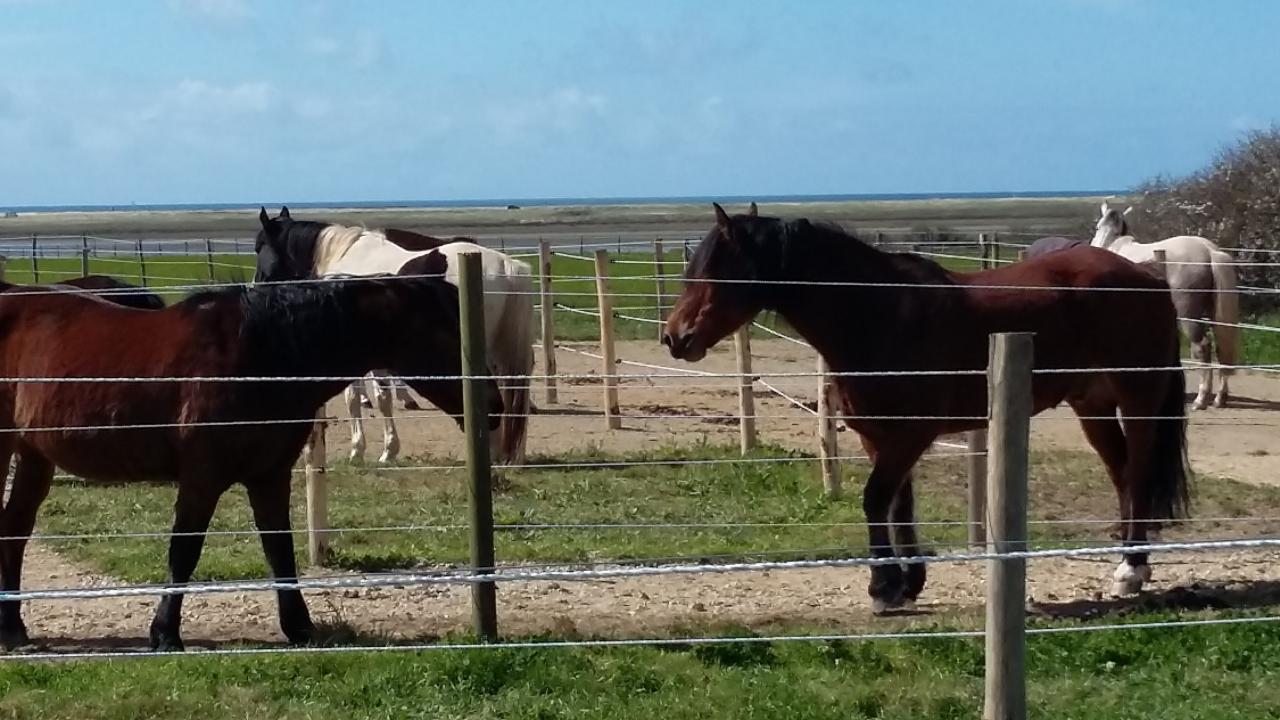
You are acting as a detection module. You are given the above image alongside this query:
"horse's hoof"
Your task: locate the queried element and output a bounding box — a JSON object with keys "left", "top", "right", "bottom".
{"left": 1214, "top": 396, "right": 1229, "bottom": 409}
{"left": 1, "top": 626, "right": 31, "bottom": 651}
{"left": 871, "top": 594, "right": 912, "bottom": 616}
{"left": 148, "top": 629, "right": 186, "bottom": 652}
{"left": 1110, "top": 562, "right": 1151, "bottom": 597}
{"left": 284, "top": 623, "right": 316, "bottom": 646}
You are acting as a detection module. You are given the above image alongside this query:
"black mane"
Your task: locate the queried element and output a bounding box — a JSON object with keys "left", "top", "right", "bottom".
{"left": 257, "top": 219, "right": 327, "bottom": 279}
{"left": 170, "top": 276, "right": 442, "bottom": 377}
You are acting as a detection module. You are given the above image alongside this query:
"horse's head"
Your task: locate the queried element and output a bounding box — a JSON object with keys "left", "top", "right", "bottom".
{"left": 255, "top": 206, "right": 323, "bottom": 283}
{"left": 1090, "top": 200, "right": 1133, "bottom": 248}
{"left": 382, "top": 251, "right": 502, "bottom": 431}
{"left": 662, "top": 202, "right": 782, "bottom": 361}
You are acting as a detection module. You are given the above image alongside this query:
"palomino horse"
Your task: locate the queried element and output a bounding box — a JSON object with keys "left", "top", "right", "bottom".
{"left": 0, "top": 253, "right": 500, "bottom": 650}
{"left": 254, "top": 207, "right": 535, "bottom": 465}
{"left": 1091, "top": 201, "right": 1241, "bottom": 410}
{"left": 663, "top": 203, "right": 1191, "bottom": 613}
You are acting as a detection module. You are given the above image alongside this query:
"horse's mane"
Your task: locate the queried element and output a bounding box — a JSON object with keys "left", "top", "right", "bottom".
{"left": 790, "top": 219, "right": 956, "bottom": 285}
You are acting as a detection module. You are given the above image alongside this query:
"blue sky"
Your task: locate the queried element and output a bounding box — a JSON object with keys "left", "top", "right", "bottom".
{"left": 2, "top": 0, "right": 1278, "bottom": 206}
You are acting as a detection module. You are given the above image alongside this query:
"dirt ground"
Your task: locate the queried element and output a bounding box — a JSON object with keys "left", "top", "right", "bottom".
{"left": 16, "top": 338, "right": 1280, "bottom": 653}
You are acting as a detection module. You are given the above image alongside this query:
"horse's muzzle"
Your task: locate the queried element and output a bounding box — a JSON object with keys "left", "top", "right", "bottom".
{"left": 661, "top": 330, "right": 705, "bottom": 361}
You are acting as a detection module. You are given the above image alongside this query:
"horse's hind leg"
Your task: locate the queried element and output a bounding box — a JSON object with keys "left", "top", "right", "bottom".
{"left": 1187, "top": 323, "right": 1213, "bottom": 411}
{"left": 343, "top": 383, "right": 367, "bottom": 463}
{"left": 393, "top": 379, "right": 420, "bottom": 411}
{"left": 889, "top": 473, "right": 925, "bottom": 604}
{"left": 373, "top": 378, "right": 400, "bottom": 464}
{"left": 245, "top": 471, "right": 314, "bottom": 645}
{"left": 0, "top": 449, "right": 51, "bottom": 649}
{"left": 149, "top": 479, "right": 227, "bottom": 651}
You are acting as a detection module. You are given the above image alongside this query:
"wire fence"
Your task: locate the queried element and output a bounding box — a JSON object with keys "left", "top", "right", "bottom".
{"left": 0, "top": 228, "right": 1278, "bottom": 690}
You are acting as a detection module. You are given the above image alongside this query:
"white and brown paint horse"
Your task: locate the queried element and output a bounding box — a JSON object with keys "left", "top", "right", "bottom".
{"left": 254, "top": 208, "right": 534, "bottom": 465}
{"left": 1091, "top": 201, "right": 1241, "bottom": 410}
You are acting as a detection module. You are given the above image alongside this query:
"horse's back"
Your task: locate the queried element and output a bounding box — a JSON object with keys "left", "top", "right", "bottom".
{"left": 1024, "top": 236, "right": 1084, "bottom": 259}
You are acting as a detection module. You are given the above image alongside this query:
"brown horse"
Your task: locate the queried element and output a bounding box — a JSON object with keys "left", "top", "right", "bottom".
{"left": 0, "top": 251, "right": 501, "bottom": 650}
{"left": 53, "top": 275, "right": 167, "bottom": 310}
{"left": 662, "top": 203, "right": 1191, "bottom": 612}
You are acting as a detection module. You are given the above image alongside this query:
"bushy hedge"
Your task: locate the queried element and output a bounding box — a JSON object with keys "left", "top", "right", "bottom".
{"left": 1131, "top": 127, "right": 1280, "bottom": 309}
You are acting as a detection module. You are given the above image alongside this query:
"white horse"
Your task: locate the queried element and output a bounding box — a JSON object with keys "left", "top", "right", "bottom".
{"left": 255, "top": 209, "right": 535, "bottom": 465}
{"left": 1091, "top": 201, "right": 1241, "bottom": 409}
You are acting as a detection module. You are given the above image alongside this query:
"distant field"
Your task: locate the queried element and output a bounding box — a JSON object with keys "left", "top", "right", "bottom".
{"left": 0, "top": 195, "right": 1114, "bottom": 240}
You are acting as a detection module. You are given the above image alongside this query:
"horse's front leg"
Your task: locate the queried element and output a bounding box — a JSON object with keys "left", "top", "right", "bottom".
{"left": 889, "top": 473, "right": 925, "bottom": 605}
{"left": 149, "top": 480, "right": 226, "bottom": 651}
{"left": 861, "top": 438, "right": 930, "bottom": 615}
{"left": 246, "top": 472, "right": 314, "bottom": 644}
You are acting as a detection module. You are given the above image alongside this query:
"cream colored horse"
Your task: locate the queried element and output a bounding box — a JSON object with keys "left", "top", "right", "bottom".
{"left": 304, "top": 224, "right": 534, "bottom": 465}
{"left": 1091, "top": 201, "right": 1240, "bottom": 409}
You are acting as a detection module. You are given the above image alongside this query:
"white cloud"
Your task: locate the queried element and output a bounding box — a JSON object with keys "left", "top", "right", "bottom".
{"left": 304, "top": 30, "right": 384, "bottom": 69}
{"left": 169, "top": 79, "right": 274, "bottom": 114}
{"left": 168, "top": 0, "right": 252, "bottom": 24}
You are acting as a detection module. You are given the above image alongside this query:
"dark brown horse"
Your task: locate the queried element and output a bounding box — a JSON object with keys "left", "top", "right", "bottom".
{"left": 0, "top": 251, "right": 500, "bottom": 650}
{"left": 662, "top": 203, "right": 1191, "bottom": 612}
{"left": 0, "top": 275, "right": 166, "bottom": 310}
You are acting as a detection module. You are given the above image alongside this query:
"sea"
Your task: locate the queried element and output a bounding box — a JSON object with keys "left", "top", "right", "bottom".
{"left": 1, "top": 190, "right": 1116, "bottom": 215}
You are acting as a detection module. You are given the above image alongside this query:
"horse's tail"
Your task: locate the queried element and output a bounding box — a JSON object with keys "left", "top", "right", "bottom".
{"left": 1208, "top": 249, "right": 1241, "bottom": 375}
{"left": 495, "top": 276, "right": 535, "bottom": 466}
{"left": 1149, "top": 336, "right": 1193, "bottom": 523}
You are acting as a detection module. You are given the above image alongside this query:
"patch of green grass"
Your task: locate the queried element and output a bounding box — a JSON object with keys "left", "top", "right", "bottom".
{"left": 37, "top": 444, "right": 1280, "bottom": 584}
{"left": 2, "top": 613, "right": 1280, "bottom": 719}
{"left": 4, "top": 254, "right": 253, "bottom": 290}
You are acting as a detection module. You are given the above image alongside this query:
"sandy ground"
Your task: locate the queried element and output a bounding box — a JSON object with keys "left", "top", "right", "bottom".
{"left": 14, "top": 337, "right": 1280, "bottom": 652}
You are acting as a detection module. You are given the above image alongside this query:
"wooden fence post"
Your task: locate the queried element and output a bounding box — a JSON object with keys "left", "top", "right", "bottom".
{"left": 80, "top": 235, "right": 90, "bottom": 277}
{"left": 459, "top": 250, "right": 498, "bottom": 641}
{"left": 968, "top": 232, "right": 992, "bottom": 548}
{"left": 30, "top": 234, "right": 38, "bottom": 283}
{"left": 205, "top": 239, "right": 216, "bottom": 281}
{"left": 537, "top": 239, "right": 558, "bottom": 405}
{"left": 303, "top": 413, "right": 329, "bottom": 565}
{"left": 594, "top": 250, "right": 621, "bottom": 429}
{"left": 0, "top": 255, "right": 8, "bottom": 281}
{"left": 983, "top": 332, "right": 1033, "bottom": 720}
{"left": 136, "top": 240, "right": 148, "bottom": 287}
{"left": 1017, "top": 249, "right": 1027, "bottom": 262}
{"left": 733, "top": 326, "right": 756, "bottom": 454}
{"left": 817, "top": 357, "right": 841, "bottom": 497}
{"left": 991, "top": 231, "right": 1001, "bottom": 265}
{"left": 653, "top": 239, "right": 667, "bottom": 341}
{"left": 1152, "top": 248, "right": 1168, "bottom": 280}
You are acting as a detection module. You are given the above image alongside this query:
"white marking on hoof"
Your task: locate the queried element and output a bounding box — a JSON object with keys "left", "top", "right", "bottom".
{"left": 1214, "top": 394, "right": 1228, "bottom": 409}
{"left": 1110, "top": 562, "right": 1151, "bottom": 596}
{"left": 871, "top": 598, "right": 891, "bottom": 615}
{"left": 899, "top": 598, "right": 917, "bottom": 612}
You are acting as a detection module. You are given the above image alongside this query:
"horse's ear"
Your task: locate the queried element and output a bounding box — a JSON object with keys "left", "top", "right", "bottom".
{"left": 259, "top": 207, "right": 271, "bottom": 228}
{"left": 1100, "top": 200, "right": 1110, "bottom": 217}
{"left": 1123, "top": 206, "right": 1134, "bottom": 216}
{"left": 748, "top": 202, "right": 758, "bottom": 217}
{"left": 279, "top": 206, "right": 291, "bottom": 220}
{"left": 713, "top": 202, "right": 731, "bottom": 230}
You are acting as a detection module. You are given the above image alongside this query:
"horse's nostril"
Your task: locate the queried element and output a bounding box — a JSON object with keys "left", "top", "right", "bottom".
{"left": 660, "top": 333, "right": 672, "bottom": 348}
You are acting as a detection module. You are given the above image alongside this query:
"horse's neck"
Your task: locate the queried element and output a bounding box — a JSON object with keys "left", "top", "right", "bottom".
{"left": 771, "top": 235, "right": 905, "bottom": 369}
{"left": 317, "top": 231, "right": 419, "bottom": 276}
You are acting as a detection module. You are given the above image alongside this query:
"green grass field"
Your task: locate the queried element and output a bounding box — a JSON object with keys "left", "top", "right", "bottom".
{"left": 37, "top": 444, "right": 1280, "bottom": 583}
{"left": 1, "top": 613, "right": 1279, "bottom": 719}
